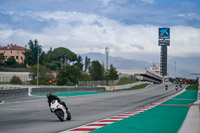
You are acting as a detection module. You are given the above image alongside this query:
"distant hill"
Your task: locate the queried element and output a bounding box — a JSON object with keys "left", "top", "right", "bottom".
{"left": 168, "top": 56, "right": 200, "bottom": 79}
{"left": 81, "top": 52, "right": 200, "bottom": 79}
{"left": 81, "top": 52, "right": 150, "bottom": 70}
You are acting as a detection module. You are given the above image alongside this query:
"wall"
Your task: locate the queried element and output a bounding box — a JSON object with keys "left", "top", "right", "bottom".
{"left": 0, "top": 72, "right": 31, "bottom": 82}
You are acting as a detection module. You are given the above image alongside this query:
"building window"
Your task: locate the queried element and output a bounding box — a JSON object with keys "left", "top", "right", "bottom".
{"left": 11, "top": 50, "right": 12, "bottom": 53}
{"left": 16, "top": 56, "right": 18, "bottom": 59}
{"left": 21, "top": 56, "right": 23, "bottom": 60}
{"left": 4, "top": 51, "right": 5, "bottom": 53}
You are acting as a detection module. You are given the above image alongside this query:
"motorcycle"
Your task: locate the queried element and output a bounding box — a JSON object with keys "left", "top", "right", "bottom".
{"left": 50, "top": 100, "right": 72, "bottom": 121}
{"left": 165, "top": 85, "right": 168, "bottom": 91}
{"left": 175, "top": 85, "right": 178, "bottom": 91}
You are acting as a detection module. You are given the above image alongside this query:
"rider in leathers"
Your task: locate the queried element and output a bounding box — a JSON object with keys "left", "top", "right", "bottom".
{"left": 46, "top": 93, "right": 69, "bottom": 114}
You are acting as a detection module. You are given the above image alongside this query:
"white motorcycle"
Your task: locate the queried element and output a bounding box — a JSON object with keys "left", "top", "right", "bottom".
{"left": 50, "top": 100, "right": 72, "bottom": 121}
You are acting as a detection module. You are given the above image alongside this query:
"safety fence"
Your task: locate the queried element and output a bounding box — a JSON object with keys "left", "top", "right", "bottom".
{"left": 78, "top": 80, "right": 119, "bottom": 87}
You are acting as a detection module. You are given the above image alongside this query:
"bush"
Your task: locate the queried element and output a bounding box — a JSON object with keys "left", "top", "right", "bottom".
{"left": 10, "top": 76, "right": 22, "bottom": 85}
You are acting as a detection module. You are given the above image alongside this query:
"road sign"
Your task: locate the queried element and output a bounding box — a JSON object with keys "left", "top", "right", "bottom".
{"left": 159, "top": 28, "right": 170, "bottom": 39}
{"left": 158, "top": 39, "right": 170, "bottom": 46}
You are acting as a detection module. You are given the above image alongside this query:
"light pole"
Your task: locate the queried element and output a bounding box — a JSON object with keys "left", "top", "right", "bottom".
{"left": 105, "top": 47, "right": 109, "bottom": 70}
{"left": 36, "top": 45, "right": 39, "bottom": 87}
{"left": 175, "top": 61, "right": 176, "bottom": 79}
{"left": 64, "top": 55, "right": 67, "bottom": 67}
{"left": 61, "top": 58, "right": 63, "bottom": 69}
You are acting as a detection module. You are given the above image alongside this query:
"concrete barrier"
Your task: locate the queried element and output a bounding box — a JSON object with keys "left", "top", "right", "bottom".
{"left": 30, "top": 87, "right": 105, "bottom": 95}
{"left": 179, "top": 81, "right": 200, "bottom": 133}
{"left": 179, "top": 100, "right": 200, "bottom": 133}
{"left": 97, "top": 81, "right": 150, "bottom": 91}
{"left": 0, "top": 88, "right": 28, "bottom": 97}
{"left": 0, "top": 85, "right": 105, "bottom": 97}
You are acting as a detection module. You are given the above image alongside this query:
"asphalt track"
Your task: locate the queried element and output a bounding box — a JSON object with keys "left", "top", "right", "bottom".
{"left": 0, "top": 84, "right": 184, "bottom": 133}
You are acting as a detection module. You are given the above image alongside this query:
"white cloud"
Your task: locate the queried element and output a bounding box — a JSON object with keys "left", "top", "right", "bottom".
{"left": 0, "top": 11, "right": 200, "bottom": 59}
{"left": 175, "top": 13, "right": 200, "bottom": 20}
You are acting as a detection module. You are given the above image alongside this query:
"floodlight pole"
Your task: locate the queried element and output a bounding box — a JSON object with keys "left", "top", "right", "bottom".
{"left": 36, "top": 45, "right": 39, "bottom": 87}
{"left": 175, "top": 61, "right": 176, "bottom": 79}
{"left": 105, "top": 47, "right": 109, "bottom": 70}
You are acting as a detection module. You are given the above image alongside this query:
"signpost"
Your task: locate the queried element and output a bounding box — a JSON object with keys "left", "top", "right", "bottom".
{"left": 158, "top": 28, "right": 170, "bottom": 77}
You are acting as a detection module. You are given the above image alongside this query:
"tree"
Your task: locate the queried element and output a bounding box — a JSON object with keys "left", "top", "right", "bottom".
{"left": 89, "top": 60, "right": 104, "bottom": 80}
{"left": 84, "top": 56, "right": 91, "bottom": 72}
{"left": 30, "top": 65, "right": 53, "bottom": 85}
{"left": 5, "top": 56, "right": 17, "bottom": 66}
{"left": 52, "top": 47, "right": 77, "bottom": 63}
{"left": 108, "top": 64, "right": 119, "bottom": 80}
{"left": 74, "top": 55, "right": 83, "bottom": 69}
{"left": 10, "top": 76, "right": 22, "bottom": 85}
{"left": 24, "top": 39, "right": 42, "bottom": 66}
{"left": 57, "top": 65, "right": 81, "bottom": 85}
{"left": 0, "top": 53, "right": 5, "bottom": 66}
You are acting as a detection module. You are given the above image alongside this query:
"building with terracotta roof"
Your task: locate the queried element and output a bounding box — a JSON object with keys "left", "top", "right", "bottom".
{"left": 0, "top": 44, "right": 28, "bottom": 64}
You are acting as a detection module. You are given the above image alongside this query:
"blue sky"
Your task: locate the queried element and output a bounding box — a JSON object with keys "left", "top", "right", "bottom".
{"left": 0, "top": 0, "right": 200, "bottom": 62}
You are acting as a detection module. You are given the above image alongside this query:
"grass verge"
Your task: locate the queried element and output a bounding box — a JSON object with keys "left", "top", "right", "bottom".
{"left": 117, "top": 77, "right": 138, "bottom": 85}
{"left": 186, "top": 84, "right": 198, "bottom": 90}
{"left": 115, "top": 83, "right": 149, "bottom": 91}
{"left": 0, "top": 100, "right": 3, "bottom": 104}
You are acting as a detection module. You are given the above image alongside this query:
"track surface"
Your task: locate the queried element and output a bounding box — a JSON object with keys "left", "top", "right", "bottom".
{"left": 0, "top": 84, "right": 183, "bottom": 133}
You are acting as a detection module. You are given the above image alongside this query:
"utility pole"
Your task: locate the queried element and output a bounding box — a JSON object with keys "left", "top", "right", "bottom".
{"left": 36, "top": 45, "right": 39, "bottom": 87}
{"left": 105, "top": 47, "right": 109, "bottom": 70}
{"left": 61, "top": 58, "right": 63, "bottom": 69}
{"left": 64, "top": 55, "right": 66, "bottom": 67}
{"left": 175, "top": 61, "right": 176, "bottom": 79}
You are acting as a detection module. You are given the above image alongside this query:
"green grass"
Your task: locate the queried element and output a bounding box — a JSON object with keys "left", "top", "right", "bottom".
{"left": 0, "top": 100, "right": 3, "bottom": 103}
{"left": 186, "top": 84, "right": 198, "bottom": 90}
{"left": 115, "top": 83, "right": 149, "bottom": 91}
{"left": 117, "top": 77, "right": 138, "bottom": 85}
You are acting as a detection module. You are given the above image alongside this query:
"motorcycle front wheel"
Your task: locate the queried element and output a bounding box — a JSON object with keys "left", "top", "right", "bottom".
{"left": 55, "top": 109, "right": 64, "bottom": 121}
